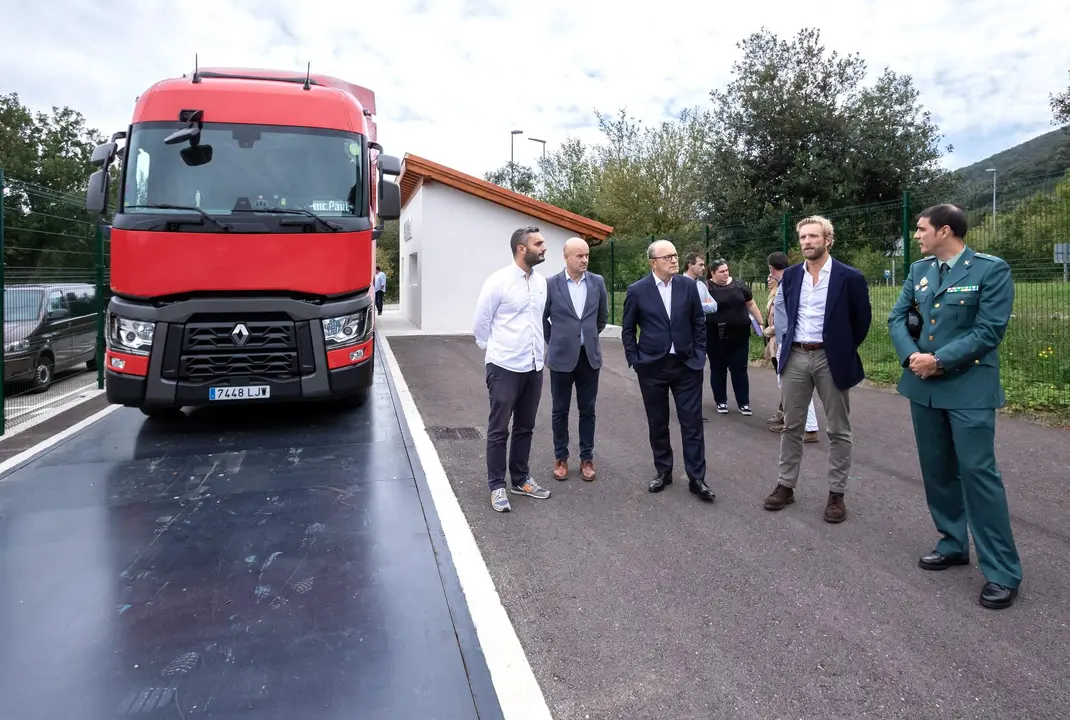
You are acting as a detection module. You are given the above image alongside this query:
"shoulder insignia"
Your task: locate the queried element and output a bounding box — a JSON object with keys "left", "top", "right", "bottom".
{"left": 974, "top": 252, "right": 996, "bottom": 260}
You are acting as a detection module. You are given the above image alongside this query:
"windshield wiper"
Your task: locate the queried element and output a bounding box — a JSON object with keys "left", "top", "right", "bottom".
{"left": 236, "top": 207, "right": 342, "bottom": 232}
{"left": 126, "top": 204, "right": 232, "bottom": 231}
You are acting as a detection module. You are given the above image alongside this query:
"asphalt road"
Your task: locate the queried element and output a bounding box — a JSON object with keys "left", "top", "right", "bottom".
{"left": 390, "top": 334, "right": 1070, "bottom": 720}
{"left": 4, "top": 367, "right": 99, "bottom": 428}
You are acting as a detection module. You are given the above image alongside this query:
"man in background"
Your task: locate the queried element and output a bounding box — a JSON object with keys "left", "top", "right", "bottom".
{"left": 621, "top": 239, "right": 715, "bottom": 503}
{"left": 543, "top": 237, "right": 609, "bottom": 482}
{"left": 373, "top": 265, "right": 387, "bottom": 315}
{"left": 472, "top": 226, "right": 553, "bottom": 513}
{"left": 766, "top": 251, "right": 819, "bottom": 442}
{"left": 682, "top": 251, "right": 718, "bottom": 315}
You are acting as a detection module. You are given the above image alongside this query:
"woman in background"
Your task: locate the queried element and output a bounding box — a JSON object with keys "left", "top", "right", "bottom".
{"left": 705, "top": 259, "right": 764, "bottom": 416}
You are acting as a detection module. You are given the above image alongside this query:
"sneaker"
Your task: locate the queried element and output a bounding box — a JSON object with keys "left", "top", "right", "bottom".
{"left": 509, "top": 477, "right": 551, "bottom": 499}
{"left": 491, "top": 488, "right": 511, "bottom": 512}
{"left": 738, "top": 405, "right": 752, "bottom": 416}
{"left": 716, "top": 404, "right": 729, "bottom": 414}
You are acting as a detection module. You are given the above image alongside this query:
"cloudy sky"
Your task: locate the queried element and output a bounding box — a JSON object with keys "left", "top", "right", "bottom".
{"left": 5, "top": 0, "right": 1068, "bottom": 180}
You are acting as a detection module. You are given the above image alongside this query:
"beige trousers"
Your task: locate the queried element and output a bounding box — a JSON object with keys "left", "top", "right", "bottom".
{"left": 777, "top": 347, "right": 852, "bottom": 492}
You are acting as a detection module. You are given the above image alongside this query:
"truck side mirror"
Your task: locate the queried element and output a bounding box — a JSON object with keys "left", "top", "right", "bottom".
{"left": 378, "top": 154, "right": 401, "bottom": 176}
{"left": 91, "top": 141, "right": 117, "bottom": 168}
{"left": 379, "top": 180, "right": 401, "bottom": 221}
{"left": 86, "top": 169, "right": 109, "bottom": 216}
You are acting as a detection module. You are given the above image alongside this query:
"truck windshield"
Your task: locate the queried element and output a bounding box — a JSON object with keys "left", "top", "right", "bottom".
{"left": 121, "top": 122, "right": 364, "bottom": 217}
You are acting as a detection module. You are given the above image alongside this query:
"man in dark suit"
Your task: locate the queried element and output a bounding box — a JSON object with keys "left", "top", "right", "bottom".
{"left": 621, "top": 239, "right": 715, "bottom": 502}
{"left": 543, "top": 237, "right": 610, "bottom": 482}
{"left": 763, "top": 216, "right": 872, "bottom": 522}
{"left": 888, "top": 203, "right": 1022, "bottom": 610}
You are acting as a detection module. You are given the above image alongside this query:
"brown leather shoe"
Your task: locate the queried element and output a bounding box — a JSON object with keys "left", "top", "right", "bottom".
{"left": 763, "top": 484, "right": 794, "bottom": 510}
{"left": 804, "top": 431, "right": 819, "bottom": 443}
{"left": 824, "top": 492, "right": 846, "bottom": 523}
{"left": 580, "top": 459, "right": 596, "bottom": 481}
{"left": 553, "top": 459, "right": 568, "bottom": 481}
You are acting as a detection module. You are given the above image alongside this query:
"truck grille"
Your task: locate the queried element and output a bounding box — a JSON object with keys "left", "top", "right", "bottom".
{"left": 168, "top": 317, "right": 303, "bottom": 382}
{"left": 182, "top": 321, "right": 294, "bottom": 352}
{"left": 180, "top": 352, "right": 298, "bottom": 381}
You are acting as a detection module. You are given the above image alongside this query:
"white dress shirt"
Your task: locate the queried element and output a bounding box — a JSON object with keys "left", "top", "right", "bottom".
{"left": 472, "top": 262, "right": 548, "bottom": 372}
{"left": 566, "top": 272, "right": 588, "bottom": 344}
{"left": 653, "top": 272, "right": 675, "bottom": 354}
{"left": 794, "top": 254, "right": 832, "bottom": 343}
{"left": 692, "top": 274, "right": 718, "bottom": 314}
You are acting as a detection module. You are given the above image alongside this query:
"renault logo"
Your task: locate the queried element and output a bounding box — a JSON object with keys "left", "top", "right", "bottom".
{"left": 231, "top": 323, "right": 250, "bottom": 346}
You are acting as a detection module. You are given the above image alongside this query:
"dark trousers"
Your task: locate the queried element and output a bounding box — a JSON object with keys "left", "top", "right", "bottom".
{"left": 706, "top": 323, "right": 750, "bottom": 406}
{"left": 549, "top": 347, "right": 600, "bottom": 461}
{"left": 485, "top": 363, "right": 543, "bottom": 491}
{"left": 910, "top": 402, "right": 1023, "bottom": 588}
{"left": 374, "top": 290, "right": 384, "bottom": 314}
{"left": 636, "top": 355, "right": 706, "bottom": 481}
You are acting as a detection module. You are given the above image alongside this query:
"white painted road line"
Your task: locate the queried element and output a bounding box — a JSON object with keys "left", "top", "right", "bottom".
{"left": 0, "top": 402, "right": 121, "bottom": 478}
{"left": 377, "top": 333, "right": 553, "bottom": 720}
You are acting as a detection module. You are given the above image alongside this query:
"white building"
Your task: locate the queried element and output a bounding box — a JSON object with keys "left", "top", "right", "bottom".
{"left": 395, "top": 154, "right": 614, "bottom": 334}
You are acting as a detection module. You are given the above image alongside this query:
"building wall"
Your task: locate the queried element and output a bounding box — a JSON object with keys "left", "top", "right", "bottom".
{"left": 416, "top": 182, "right": 574, "bottom": 335}
{"left": 397, "top": 182, "right": 424, "bottom": 326}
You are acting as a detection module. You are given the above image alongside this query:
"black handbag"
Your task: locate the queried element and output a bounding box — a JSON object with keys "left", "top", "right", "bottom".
{"left": 906, "top": 303, "right": 922, "bottom": 340}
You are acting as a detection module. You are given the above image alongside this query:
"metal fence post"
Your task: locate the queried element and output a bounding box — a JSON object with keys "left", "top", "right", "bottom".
{"left": 705, "top": 224, "right": 711, "bottom": 257}
{"left": 94, "top": 222, "right": 105, "bottom": 389}
{"left": 609, "top": 239, "right": 615, "bottom": 324}
{"left": 901, "top": 189, "right": 912, "bottom": 278}
{"left": 0, "top": 168, "right": 5, "bottom": 435}
{"left": 781, "top": 212, "right": 790, "bottom": 254}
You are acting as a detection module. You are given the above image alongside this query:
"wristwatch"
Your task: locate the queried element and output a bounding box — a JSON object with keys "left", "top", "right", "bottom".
{"left": 933, "top": 353, "right": 943, "bottom": 370}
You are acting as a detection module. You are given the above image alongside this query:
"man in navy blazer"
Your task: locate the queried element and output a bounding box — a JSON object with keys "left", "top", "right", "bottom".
{"left": 543, "top": 237, "right": 610, "bottom": 482}
{"left": 621, "top": 239, "right": 715, "bottom": 502}
{"left": 763, "top": 216, "right": 872, "bottom": 523}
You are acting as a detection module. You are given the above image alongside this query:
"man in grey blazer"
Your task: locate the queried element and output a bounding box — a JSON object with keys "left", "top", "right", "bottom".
{"left": 543, "top": 237, "right": 610, "bottom": 482}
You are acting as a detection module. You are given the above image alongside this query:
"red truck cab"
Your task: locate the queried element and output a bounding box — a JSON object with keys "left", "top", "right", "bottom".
{"left": 84, "top": 66, "right": 401, "bottom": 416}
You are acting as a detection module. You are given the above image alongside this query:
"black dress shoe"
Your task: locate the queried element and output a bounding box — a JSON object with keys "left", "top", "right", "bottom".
{"left": 688, "top": 477, "right": 715, "bottom": 502}
{"left": 979, "top": 582, "right": 1018, "bottom": 609}
{"left": 918, "top": 550, "right": 970, "bottom": 571}
{"left": 648, "top": 471, "right": 672, "bottom": 493}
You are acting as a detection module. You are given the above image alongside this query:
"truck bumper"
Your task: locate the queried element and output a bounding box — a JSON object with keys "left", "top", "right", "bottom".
{"left": 104, "top": 293, "right": 375, "bottom": 410}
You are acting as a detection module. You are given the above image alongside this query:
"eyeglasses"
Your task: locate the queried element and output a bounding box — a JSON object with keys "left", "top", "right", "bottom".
{"left": 651, "top": 253, "right": 678, "bottom": 261}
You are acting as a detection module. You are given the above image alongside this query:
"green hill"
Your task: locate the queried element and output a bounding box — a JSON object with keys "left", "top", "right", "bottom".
{"left": 951, "top": 127, "right": 1070, "bottom": 210}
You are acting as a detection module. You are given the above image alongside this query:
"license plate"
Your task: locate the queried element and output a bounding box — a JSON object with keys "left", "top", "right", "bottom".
{"left": 209, "top": 385, "right": 270, "bottom": 401}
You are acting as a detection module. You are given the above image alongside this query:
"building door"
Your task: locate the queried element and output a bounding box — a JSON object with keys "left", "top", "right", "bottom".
{"left": 406, "top": 252, "right": 421, "bottom": 327}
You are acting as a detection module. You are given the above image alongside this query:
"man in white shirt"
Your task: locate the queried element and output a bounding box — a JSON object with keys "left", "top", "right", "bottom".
{"left": 472, "top": 226, "right": 554, "bottom": 513}
{"left": 763, "top": 216, "right": 872, "bottom": 523}
{"left": 373, "top": 266, "right": 387, "bottom": 315}
{"left": 682, "top": 251, "right": 718, "bottom": 315}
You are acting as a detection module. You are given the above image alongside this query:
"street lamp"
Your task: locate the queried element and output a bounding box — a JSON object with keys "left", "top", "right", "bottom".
{"left": 510, "top": 129, "right": 523, "bottom": 165}
{"left": 528, "top": 137, "right": 546, "bottom": 159}
{"left": 986, "top": 168, "right": 997, "bottom": 238}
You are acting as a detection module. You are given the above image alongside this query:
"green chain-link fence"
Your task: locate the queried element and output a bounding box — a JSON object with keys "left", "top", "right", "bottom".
{"left": 596, "top": 171, "right": 1070, "bottom": 418}
{"left": 1, "top": 169, "right": 108, "bottom": 435}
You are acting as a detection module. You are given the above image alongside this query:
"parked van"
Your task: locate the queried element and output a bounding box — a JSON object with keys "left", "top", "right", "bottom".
{"left": 4, "top": 282, "right": 100, "bottom": 392}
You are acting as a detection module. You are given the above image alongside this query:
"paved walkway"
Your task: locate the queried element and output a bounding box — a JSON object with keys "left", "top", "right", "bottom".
{"left": 0, "top": 346, "right": 504, "bottom": 720}
{"left": 388, "top": 333, "right": 1070, "bottom": 720}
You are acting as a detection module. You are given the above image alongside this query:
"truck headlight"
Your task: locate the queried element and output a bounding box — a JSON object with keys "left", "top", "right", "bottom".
{"left": 4, "top": 339, "right": 29, "bottom": 354}
{"left": 322, "top": 308, "right": 371, "bottom": 348}
{"left": 107, "top": 313, "right": 155, "bottom": 355}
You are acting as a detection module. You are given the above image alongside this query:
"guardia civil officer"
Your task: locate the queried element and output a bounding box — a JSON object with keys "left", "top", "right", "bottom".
{"left": 888, "top": 203, "right": 1022, "bottom": 610}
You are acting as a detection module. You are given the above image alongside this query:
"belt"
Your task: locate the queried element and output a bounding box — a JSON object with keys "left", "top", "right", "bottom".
{"left": 792, "top": 341, "right": 824, "bottom": 351}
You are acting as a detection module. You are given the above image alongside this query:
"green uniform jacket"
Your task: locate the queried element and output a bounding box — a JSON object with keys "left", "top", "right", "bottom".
{"left": 887, "top": 246, "right": 1013, "bottom": 409}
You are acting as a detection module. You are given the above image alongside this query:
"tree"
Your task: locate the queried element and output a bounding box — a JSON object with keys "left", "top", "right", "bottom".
{"left": 535, "top": 137, "right": 600, "bottom": 220}
{"left": 701, "top": 27, "right": 951, "bottom": 248}
{"left": 1, "top": 92, "right": 108, "bottom": 277}
{"left": 1052, "top": 70, "right": 1070, "bottom": 127}
{"left": 591, "top": 107, "right": 709, "bottom": 236}
{"left": 483, "top": 162, "right": 537, "bottom": 195}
